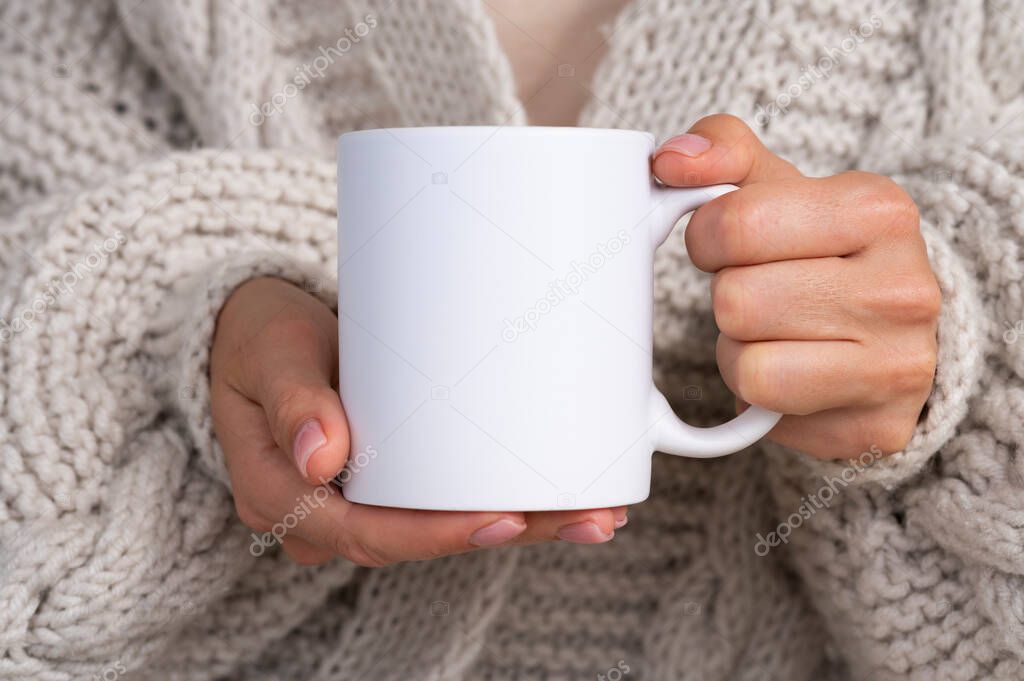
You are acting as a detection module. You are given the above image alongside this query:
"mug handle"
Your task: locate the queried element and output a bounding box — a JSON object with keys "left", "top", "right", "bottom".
{"left": 647, "top": 183, "right": 782, "bottom": 458}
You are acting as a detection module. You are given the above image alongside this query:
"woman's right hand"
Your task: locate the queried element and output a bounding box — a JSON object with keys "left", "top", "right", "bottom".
{"left": 210, "top": 277, "right": 626, "bottom": 566}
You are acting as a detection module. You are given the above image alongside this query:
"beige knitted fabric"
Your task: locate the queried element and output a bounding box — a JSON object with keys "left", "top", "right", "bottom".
{"left": 0, "top": 1, "right": 1022, "bottom": 679}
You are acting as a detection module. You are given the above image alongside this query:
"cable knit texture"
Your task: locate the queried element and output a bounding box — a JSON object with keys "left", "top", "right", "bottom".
{"left": 0, "top": 1, "right": 1022, "bottom": 679}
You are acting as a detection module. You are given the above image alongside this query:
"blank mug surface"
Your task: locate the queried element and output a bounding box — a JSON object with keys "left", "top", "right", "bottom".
{"left": 337, "top": 126, "right": 779, "bottom": 511}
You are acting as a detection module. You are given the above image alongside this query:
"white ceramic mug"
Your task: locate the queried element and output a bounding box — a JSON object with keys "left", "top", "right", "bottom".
{"left": 337, "top": 126, "right": 781, "bottom": 511}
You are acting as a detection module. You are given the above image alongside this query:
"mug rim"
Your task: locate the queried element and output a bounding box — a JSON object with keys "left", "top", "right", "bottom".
{"left": 338, "top": 125, "right": 655, "bottom": 143}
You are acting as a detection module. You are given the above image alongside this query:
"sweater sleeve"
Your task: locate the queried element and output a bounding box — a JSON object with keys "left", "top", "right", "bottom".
{"left": 0, "top": 151, "right": 357, "bottom": 681}
{"left": 766, "top": 131, "right": 1024, "bottom": 680}
{"left": 131, "top": 150, "right": 341, "bottom": 484}
{"left": 896, "top": 134, "right": 1024, "bottom": 668}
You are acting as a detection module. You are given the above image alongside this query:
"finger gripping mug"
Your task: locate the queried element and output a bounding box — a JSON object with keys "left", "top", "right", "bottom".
{"left": 337, "top": 126, "right": 781, "bottom": 511}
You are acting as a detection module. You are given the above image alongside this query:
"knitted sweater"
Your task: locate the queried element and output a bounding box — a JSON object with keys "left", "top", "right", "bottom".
{"left": 1, "top": 1, "right": 1022, "bottom": 679}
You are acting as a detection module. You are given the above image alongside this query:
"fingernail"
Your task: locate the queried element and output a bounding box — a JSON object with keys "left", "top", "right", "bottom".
{"left": 470, "top": 518, "right": 526, "bottom": 547}
{"left": 656, "top": 133, "right": 712, "bottom": 158}
{"left": 614, "top": 514, "right": 629, "bottom": 529}
{"left": 293, "top": 419, "right": 327, "bottom": 477}
{"left": 557, "top": 521, "right": 614, "bottom": 544}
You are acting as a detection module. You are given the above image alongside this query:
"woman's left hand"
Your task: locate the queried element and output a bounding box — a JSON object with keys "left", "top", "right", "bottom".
{"left": 653, "top": 114, "right": 941, "bottom": 460}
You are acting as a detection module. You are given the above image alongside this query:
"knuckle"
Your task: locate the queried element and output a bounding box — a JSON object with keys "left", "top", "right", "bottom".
{"left": 899, "top": 192, "right": 921, "bottom": 229}
{"left": 266, "top": 314, "right": 329, "bottom": 351}
{"left": 269, "top": 384, "right": 321, "bottom": 433}
{"left": 885, "top": 343, "right": 938, "bottom": 397}
{"left": 852, "top": 173, "right": 920, "bottom": 235}
{"left": 697, "top": 113, "right": 752, "bottom": 139}
{"left": 712, "top": 269, "right": 750, "bottom": 338}
{"left": 420, "top": 542, "right": 450, "bottom": 562}
{"left": 868, "top": 416, "right": 917, "bottom": 454}
{"left": 334, "top": 533, "right": 391, "bottom": 568}
{"left": 730, "top": 343, "right": 777, "bottom": 408}
{"left": 869, "top": 275, "right": 942, "bottom": 324}
{"left": 716, "top": 193, "right": 760, "bottom": 264}
{"left": 912, "top": 276, "right": 943, "bottom": 322}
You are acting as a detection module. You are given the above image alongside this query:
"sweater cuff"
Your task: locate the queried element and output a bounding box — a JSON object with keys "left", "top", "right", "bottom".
{"left": 783, "top": 218, "right": 985, "bottom": 489}
{"left": 173, "top": 254, "right": 337, "bottom": 487}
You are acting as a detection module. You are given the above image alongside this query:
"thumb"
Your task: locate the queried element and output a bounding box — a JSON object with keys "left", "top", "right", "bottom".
{"left": 264, "top": 366, "right": 351, "bottom": 485}
{"left": 245, "top": 308, "right": 350, "bottom": 485}
{"left": 652, "top": 113, "right": 801, "bottom": 187}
